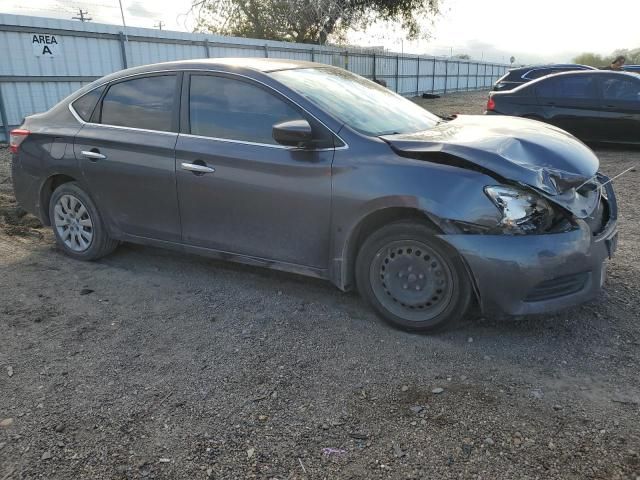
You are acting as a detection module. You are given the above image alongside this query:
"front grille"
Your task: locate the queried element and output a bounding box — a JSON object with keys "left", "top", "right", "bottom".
{"left": 525, "top": 272, "right": 589, "bottom": 302}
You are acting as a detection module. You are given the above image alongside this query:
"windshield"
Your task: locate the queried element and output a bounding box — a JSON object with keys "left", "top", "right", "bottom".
{"left": 270, "top": 67, "right": 441, "bottom": 136}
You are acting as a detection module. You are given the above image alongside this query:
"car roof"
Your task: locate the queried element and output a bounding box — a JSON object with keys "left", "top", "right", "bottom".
{"left": 507, "top": 64, "right": 595, "bottom": 73}
{"left": 495, "top": 69, "right": 640, "bottom": 94}
{"left": 94, "top": 58, "right": 324, "bottom": 85}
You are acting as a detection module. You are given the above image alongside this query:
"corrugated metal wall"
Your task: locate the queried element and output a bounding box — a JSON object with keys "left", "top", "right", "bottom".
{"left": 0, "top": 13, "right": 508, "bottom": 140}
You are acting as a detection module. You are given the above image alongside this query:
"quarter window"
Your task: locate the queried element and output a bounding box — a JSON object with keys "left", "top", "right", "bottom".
{"left": 71, "top": 85, "right": 105, "bottom": 121}
{"left": 189, "top": 75, "right": 302, "bottom": 144}
{"left": 100, "top": 75, "right": 176, "bottom": 132}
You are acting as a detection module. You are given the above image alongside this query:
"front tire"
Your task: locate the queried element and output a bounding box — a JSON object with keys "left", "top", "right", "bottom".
{"left": 49, "top": 182, "right": 118, "bottom": 260}
{"left": 355, "top": 222, "right": 472, "bottom": 332}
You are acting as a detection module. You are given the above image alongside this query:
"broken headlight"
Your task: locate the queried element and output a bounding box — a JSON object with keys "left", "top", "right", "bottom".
{"left": 484, "top": 185, "right": 553, "bottom": 234}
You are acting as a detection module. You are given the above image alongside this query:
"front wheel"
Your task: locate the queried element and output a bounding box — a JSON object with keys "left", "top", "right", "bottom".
{"left": 355, "top": 222, "right": 472, "bottom": 332}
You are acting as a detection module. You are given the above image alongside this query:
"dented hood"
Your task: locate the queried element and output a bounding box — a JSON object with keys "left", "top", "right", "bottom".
{"left": 381, "top": 115, "right": 599, "bottom": 197}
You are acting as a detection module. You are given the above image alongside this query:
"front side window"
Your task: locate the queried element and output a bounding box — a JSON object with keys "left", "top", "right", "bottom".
{"left": 71, "top": 85, "right": 106, "bottom": 121}
{"left": 271, "top": 67, "right": 440, "bottom": 136}
{"left": 100, "top": 75, "right": 176, "bottom": 132}
{"left": 189, "top": 75, "right": 302, "bottom": 144}
{"left": 602, "top": 77, "right": 640, "bottom": 101}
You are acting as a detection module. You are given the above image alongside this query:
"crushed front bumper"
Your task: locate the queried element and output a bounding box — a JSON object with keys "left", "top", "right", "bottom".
{"left": 439, "top": 183, "right": 618, "bottom": 318}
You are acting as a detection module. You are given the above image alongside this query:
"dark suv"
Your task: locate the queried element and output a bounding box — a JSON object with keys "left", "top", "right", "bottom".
{"left": 492, "top": 64, "right": 597, "bottom": 91}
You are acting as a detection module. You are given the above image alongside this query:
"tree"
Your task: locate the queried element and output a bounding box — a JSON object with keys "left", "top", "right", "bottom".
{"left": 191, "top": 0, "right": 441, "bottom": 45}
{"left": 572, "top": 52, "right": 606, "bottom": 67}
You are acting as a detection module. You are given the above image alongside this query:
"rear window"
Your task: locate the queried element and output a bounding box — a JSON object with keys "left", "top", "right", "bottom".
{"left": 99, "top": 75, "right": 176, "bottom": 132}
{"left": 71, "top": 85, "right": 105, "bottom": 121}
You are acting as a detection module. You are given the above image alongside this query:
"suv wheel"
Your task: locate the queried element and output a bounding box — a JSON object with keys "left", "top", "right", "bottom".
{"left": 356, "top": 221, "right": 472, "bottom": 332}
{"left": 49, "top": 182, "right": 118, "bottom": 260}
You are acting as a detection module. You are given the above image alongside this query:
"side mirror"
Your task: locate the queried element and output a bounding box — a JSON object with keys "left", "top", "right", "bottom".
{"left": 273, "top": 119, "right": 313, "bottom": 148}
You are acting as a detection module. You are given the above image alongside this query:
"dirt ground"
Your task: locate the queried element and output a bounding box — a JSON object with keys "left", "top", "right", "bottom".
{"left": 1, "top": 90, "right": 639, "bottom": 480}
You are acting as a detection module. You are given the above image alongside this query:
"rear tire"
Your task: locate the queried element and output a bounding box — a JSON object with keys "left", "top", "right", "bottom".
{"left": 355, "top": 221, "right": 472, "bottom": 332}
{"left": 49, "top": 182, "right": 118, "bottom": 260}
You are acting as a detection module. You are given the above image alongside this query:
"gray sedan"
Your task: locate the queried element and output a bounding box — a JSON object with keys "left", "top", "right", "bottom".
{"left": 10, "top": 58, "right": 618, "bottom": 332}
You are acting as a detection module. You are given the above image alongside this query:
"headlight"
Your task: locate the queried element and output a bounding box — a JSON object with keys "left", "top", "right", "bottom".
{"left": 484, "top": 185, "right": 553, "bottom": 234}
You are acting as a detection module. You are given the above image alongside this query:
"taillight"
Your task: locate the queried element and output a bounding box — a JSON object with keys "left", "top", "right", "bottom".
{"left": 486, "top": 96, "right": 496, "bottom": 111}
{"left": 9, "top": 129, "right": 30, "bottom": 154}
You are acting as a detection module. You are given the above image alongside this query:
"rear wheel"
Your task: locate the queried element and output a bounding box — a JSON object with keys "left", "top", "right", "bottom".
{"left": 355, "top": 222, "right": 472, "bottom": 332}
{"left": 49, "top": 182, "right": 118, "bottom": 260}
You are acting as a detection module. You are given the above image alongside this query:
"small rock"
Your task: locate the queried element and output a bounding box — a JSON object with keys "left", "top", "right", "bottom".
{"left": 401, "top": 385, "right": 409, "bottom": 392}
{"left": 0, "top": 418, "right": 14, "bottom": 428}
{"left": 460, "top": 375, "right": 467, "bottom": 381}
{"left": 409, "top": 405, "right": 424, "bottom": 414}
{"left": 484, "top": 437, "right": 494, "bottom": 446}
{"left": 531, "top": 388, "right": 544, "bottom": 400}
{"left": 41, "top": 451, "right": 52, "bottom": 460}
{"left": 483, "top": 355, "right": 491, "bottom": 361}
{"left": 247, "top": 448, "right": 255, "bottom": 459}
{"left": 80, "top": 288, "right": 94, "bottom": 295}
{"left": 57, "top": 442, "right": 65, "bottom": 448}
{"left": 258, "top": 415, "right": 268, "bottom": 421}
{"left": 7, "top": 366, "right": 13, "bottom": 377}
{"left": 206, "top": 468, "right": 213, "bottom": 477}
{"left": 432, "top": 387, "right": 444, "bottom": 394}
{"left": 159, "top": 458, "right": 171, "bottom": 463}
{"left": 467, "top": 337, "right": 473, "bottom": 343}
{"left": 54, "top": 424, "right": 65, "bottom": 433}
{"left": 553, "top": 405, "right": 562, "bottom": 411}
{"left": 548, "top": 441, "right": 556, "bottom": 450}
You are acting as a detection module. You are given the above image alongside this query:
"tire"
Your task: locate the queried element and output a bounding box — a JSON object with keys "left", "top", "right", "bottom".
{"left": 49, "top": 182, "right": 118, "bottom": 261}
{"left": 355, "top": 221, "right": 472, "bottom": 333}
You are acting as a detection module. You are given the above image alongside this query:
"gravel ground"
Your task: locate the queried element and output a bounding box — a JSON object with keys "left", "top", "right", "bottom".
{"left": 1, "top": 90, "right": 639, "bottom": 480}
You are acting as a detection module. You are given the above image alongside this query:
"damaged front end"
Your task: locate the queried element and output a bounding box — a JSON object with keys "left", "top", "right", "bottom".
{"left": 381, "top": 114, "right": 614, "bottom": 236}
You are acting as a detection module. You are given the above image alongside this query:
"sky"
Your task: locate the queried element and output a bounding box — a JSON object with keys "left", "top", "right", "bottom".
{"left": 4, "top": 0, "right": 640, "bottom": 63}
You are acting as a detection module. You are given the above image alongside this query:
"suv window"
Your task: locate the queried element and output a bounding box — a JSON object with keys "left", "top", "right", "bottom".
{"left": 526, "top": 68, "right": 554, "bottom": 80}
{"left": 602, "top": 77, "right": 640, "bottom": 101}
{"left": 189, "top": 75, "right": 302, "bottom": 144}
{"left": 536, "top": 76, "right": 595, "bottom": 98}
{"left": 100, "top": 75, "right": 176, "bottom": 132}
{"left": 72, "top": 85, "right": 106, "bottom": 121}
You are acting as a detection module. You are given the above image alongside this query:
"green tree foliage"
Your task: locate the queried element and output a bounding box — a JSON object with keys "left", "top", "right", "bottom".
{"left": 573, "top": 48, "right": 640, "bottom": 67}
{"left": 192, "top": 0, "right": 440, "bottom": 44}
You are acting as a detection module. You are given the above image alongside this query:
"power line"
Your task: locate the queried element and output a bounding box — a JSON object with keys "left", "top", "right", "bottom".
{"left": 72, "top": 8, "right": 92, "bottom": 22}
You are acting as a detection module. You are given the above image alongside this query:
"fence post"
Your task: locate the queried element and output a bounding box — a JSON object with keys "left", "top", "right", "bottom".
{"left": 456, "top": 61, "right": 460, "bottom": 92}
{"left": 118, "top": 31, "right": 128, "bottom": 69}
{"left": 443, "top": 59, "right": 448, "bottom": 94}
{"left": 431, "top": 58, "right": 436, "bottom": 93}
{"left": 416, "top": 57, "right": 420, "bottom": 95}
{"left": 311, "top": 48, "right": 315, "bottom": 62}
{"left": 475, "top": 62, "right": 479, "bottom": 90}
{"left": 395, "top": 55, "right": 400, "bottom": 93}
{"left": 373, "top": 53, "right": 377, "bottom": 82}
{"left": 264, "top": 45, "right": 269, "bottom": 58}
{"left": 466, "top": 62, "right": 470, "bottom": 91}
{"left": 0, "top": 87, "right": 10, "bottom": 142}
{"left": 203, "top": 39, "right": 210, "bottom": 58}
{"left": 344, "top": 50, "right": 349, "bottom": 70}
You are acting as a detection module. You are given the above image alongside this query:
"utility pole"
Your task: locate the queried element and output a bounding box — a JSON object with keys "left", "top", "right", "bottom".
{"left": 72, "top": 8, "right": 92, "bottom": 22}
{"left": 154, "top": 20, "right": 165, "bottom": 30}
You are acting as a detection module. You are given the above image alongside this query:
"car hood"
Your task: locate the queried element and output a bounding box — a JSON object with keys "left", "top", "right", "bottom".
{"left": 381, "top": 115, "right": 601, "bottom": 217}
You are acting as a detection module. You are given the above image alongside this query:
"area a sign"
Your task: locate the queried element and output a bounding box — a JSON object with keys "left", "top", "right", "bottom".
{"left": 32, "top": 34, "right": 61, "bottom": 57}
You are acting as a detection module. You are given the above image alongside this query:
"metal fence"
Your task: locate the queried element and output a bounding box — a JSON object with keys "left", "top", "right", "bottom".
{"left": 0, "top": 13, "right": 508, "bottom": 141}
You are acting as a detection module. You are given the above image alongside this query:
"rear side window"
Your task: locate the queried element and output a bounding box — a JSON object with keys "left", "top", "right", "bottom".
{"left": 602, "top": 77, "right": 640, "bottom": 101}
{"left": 71, "top": 85, "right": 105, "bottom": 121}
{"left": 189, "top": 75, "right": 302, "bottom": 144}
{"left": 526, "top": 69, "right": 554, "bottom": 80}
{"left": 100, "top": 75, "right": 176, "bottom": 132}
{"left": 536, "top": 76, "right": 595, "bottom": 99}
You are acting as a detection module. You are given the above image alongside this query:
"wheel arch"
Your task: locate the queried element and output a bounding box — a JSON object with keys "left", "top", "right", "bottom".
{"left": 39, "top": 174, "right": 78, "bottom": 226}
{"left": 338, "top": 206, "right": 444, "bottom": 292}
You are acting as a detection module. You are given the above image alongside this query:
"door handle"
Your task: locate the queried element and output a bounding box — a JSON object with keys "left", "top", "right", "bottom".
{"left": 81, "top": 150, "right": 106, "bottom": 160}
{"left": 181, "top": 162, "right": 215, "bottom": 174}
